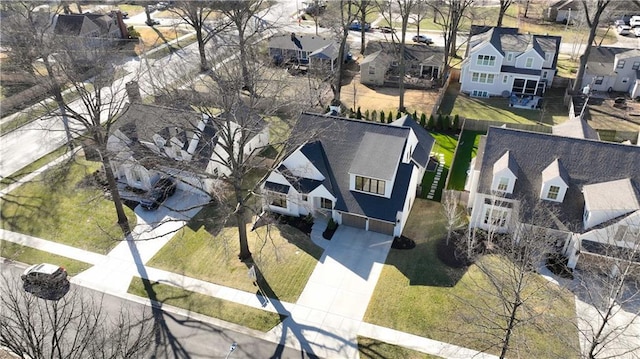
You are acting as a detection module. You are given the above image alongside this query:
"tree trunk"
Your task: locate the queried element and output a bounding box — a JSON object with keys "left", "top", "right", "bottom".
{"left": 238, "top": 28, "right": 251, "bottom": 92}
{"left": 500, "top": 298, "right": 521, "bottom": 359}
{"left": 235, "top": 185, "right": 251, "bottom": 261}
{"left": 44, "top": 59, "right": 74, "bottom": 150}
{"left": 497, "top": 6, "right": 506, "bottom": 27}
{"left": 99, "top": 143, "right": 131, "bottom": 235}
{"left": 333, "top": 30, "right": 349, "bottom": 104}
{"left": 398, "top": 14, "right": 408, "bottom": 112}
{"left": 360, "top": 5, "right": 367, "bottom": 55}
{"left": 196, "top": 27, "right": 208, "bottom": 71}
{"left": 572, "top": 2, "right": 608, "bottom": 92}
{"left": 145, "top": 5, "right": 152, "bottom": 24}
{"left": 523, "top": 0, "right": 530, "bottom": 18}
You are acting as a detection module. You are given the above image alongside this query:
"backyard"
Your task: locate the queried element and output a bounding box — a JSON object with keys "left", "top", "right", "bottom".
{"left": 364, "top": 199, "right": 580, "bottom": 358}
{"left": 447, "top": 130, "right": 483, "bottom": 191}
{"left": 0, "top": 158, "right": 137, "bottom": 254}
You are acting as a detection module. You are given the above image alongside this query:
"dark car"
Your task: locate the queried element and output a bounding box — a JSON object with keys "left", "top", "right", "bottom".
{"left": 21, "top": 263, "right": 68, "bottom": 287}
{"left": 140, "top": 177, "right": 177, "bottom": 210}
{"left": 379, "top": 26, "right": 395, "bottom": 33}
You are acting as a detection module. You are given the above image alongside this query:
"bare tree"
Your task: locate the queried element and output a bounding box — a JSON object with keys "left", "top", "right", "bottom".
{"left": 572, "top": 0, "right": 612, "bottom": 92}
{"left": 357, "top": 0, "right": 377, "bottom": 55}
{"left": 496, "top": 0, "right": 514, "bottom": 27}
{"left": 572, "top": 226, "right": 640, "bottom": 359}
{"left": 431, "top": 0, "right": 475, "bottom": 80}
{"left": 167, "top": 1, "right": 231, "bottom": 72}
{"left": 410, "top": 0, "right": 430, "bottom": 37}
{"left": 0, "top": 274, "right": 154, "bottom": 358}
{"left": 442, "top": 190, "right": 465, "bottom": 245}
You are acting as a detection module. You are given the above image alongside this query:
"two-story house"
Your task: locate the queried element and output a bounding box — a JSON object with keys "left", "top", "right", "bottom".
{"left": 268, "top": 32, "right": 346, "bottom": 71}
{"left": 460, "top": 26, "right": 561, "bottom": 98}
{"left": 465, "top": 126, "right": 640, "bottom": 269}
{"left": 108, "top": 102, "right": 269, "bottom": 195}
{"left": 261, "top": 112, "right": 435, "bottom": 236}
{"left": 581, "top": 46, "right": 640, "bottom": 98}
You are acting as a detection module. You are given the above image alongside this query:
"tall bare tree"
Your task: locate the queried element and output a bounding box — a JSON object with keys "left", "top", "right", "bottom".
{"left": 167, "top": 1, "right": 231, "bottom": 72}
{"left": 0, "top": 274, "right": 154, "bottom": 358}
{"left": 357, "top": 0, "right": 376, "bottom": 55}
{"left": 442, "top": 190, "right": 465, "bottom": 245}
{"left": 431, "top": 0, "right": 475, "bottom": 80}
{"left": 496, "top": 0, "right": 514, "bottom": 27}
{"left": 572, "top": 0, "right": 612, "bottom": 92}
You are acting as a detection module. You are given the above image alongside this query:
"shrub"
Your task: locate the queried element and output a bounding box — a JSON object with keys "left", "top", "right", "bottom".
{"left": 436, "top": 114, "right": 444, "bottom": 130}
{"left": 327, "top": 218, "right": 337, "bottom": 230}
{"left": 387, "top": 111, "right": 393, "bottom": 123}
{"left": 127, "top": 26, "right": 140, "bottom": 39}
{"left": 453, "top": 114, "right": 460, "bottom": 129}
{"left": 364, "top": 109, "right": 370, "bottom": 120}
{"left": 379, "top": 110, "right": 385, "bottom": 123}
{"left": 371, "top": 110, "right": 377, "bottom": 122}
{"left": 412, "top": 110, "right": 417, "bottom": 121}
{"left": 427, "top": 114, "right": 435, "bottom": 130}
{"left": 420, "top": 113, "right": 426, "bottom": 127}
{"left": 396, "top": 110, "right": 402, "bottom": 119}
{"left": 356, "top": 106, "right": 362, "bottom": 119}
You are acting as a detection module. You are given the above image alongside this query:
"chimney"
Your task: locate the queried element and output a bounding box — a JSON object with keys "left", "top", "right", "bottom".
{"left": 125, "top": 81, "right": 141, "bottom": 103}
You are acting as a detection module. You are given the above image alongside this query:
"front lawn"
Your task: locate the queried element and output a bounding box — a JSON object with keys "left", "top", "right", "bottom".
{"left": 420, "top": 131, "right": 458, "bottom": 202}
{"left": 146, "top": 204, "right": 323, "bottom": 303}
{"left": 0, "top": 239, "right": 92, "bottom": 276}
{"left": 439, "top": 82, "right": 567, "bottom": 126}
{"left": 365, "top": 199, "right": 580, "bottom": 358}
{"left": 447, "top": 130, "right": 483, "bottom": 191}
{"left": 0, "top": 158, "right": 136, "bottom": 254}
{"left": 128, "top": 277, "right": 285, "bottom": 332}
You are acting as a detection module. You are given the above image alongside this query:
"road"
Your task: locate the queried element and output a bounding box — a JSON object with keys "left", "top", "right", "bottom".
{"left": 0, "top": 263, "right": 312, "bottom": 359}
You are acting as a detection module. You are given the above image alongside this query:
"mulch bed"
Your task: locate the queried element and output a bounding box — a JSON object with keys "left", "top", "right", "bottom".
{"left": 274, "top": 214, "right": 314, "bottom": 236}
{"left": 436, "top": 237, "right": 472, "bottom": 268}
{"left": 392, "top": 235, "right": 416, "bottom": 249}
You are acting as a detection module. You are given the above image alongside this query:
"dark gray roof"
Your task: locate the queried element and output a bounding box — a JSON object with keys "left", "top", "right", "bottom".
{"left": 350, "top": 132, "right": 406, "bottom": 181}
{"left": 268, "top": 33, "right": 335, "bottom": 53}
{"left": 469, "top": 26, "right": 560, "bottom": 67}
{"left": 500, "top": 66, "right": 541, "bottom": 76}
{"left": 477, "top": 127, "right": 640, "bottom": 232}
{"left": 391, "top": 115, "right": 436, "bottom": 167}
{"left": 586, "top": 47, "right": 640, "bottom": 76}
{"left": 552, "top": 116, "right": 600, "bottom": 140}
{"left": 54, "top": 14, "right": 85, "bottom": 35}
{"left": 549, "top": 0, "right": 580, "bottom": 11}
{"left": 284, "top": 113, "right": 421, "bottom": 222}
{"left": 264, "top": 181, "right": 290, "bottom": 194}
{"left": 364, "top": 40, "right": 445, "bottom": 66}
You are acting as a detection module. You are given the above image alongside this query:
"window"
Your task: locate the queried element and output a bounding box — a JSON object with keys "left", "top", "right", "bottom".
{"left": 368, "top": 65, "right": 375, "bottom": 75}
{"left": 321, "top": 198, "right": 332, "bottom": 209}
{"left": 483, "top": 207, "right": 508, "bottom": 227}
{"left": 547, "top": 185, "right": 560, "bottom": 200}
{"left": 525, "top": 57, "right": 533, "bottom": 68}
{"left": 301, "top": 194, "right": 308, "bottom": 202}
{"left": 617, "top": 60, "right": 626, "bottom": 69}
{"left": 471, "top": 72, "right": 495, "bottom": 84}
{"left": 503, "top": 75, "right": 508, "bottom": 84}
{"left": 542, "top": 71, "right": 548, "bottom": 79}
{"left": 270, "top": 193, "right": 287, "bottom": 208}
{"left": 497, "top": 177, "right": 509, "bottom": 191}
{"left": 471, "top": 90, "right": 489, "bottom": 97}
{"left": 623, "top": 77, "right": 629, "bottom": 84}
{"left": 476, "top": 55, "right": 496, "bottom": 66}
{"left": 633, "top": 62, "right": 640, "bottom": 70}
{"left": 355, "top": 175, "right": 386, "bottom": 195}
{"left": 595, "top": 76, "right": 604, "bottom": 85}
{"left": 506, "top": 53, "right": 513, "bottom": 62}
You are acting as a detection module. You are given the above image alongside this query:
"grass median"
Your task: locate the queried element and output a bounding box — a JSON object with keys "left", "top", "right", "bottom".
{"left": 358, "top": 336, "right": 442, "bottom": 359}
{"left": 0, "top": 239, "right": 92, "bottom": 276}
{"left": 365, "top": 199, "right": 579, "bottom": 358}
{"left": 1, "top": 158, "right": 136, "bottom": 254}
{"left": 128, "top": 277, "right": 285, "bottom": 332}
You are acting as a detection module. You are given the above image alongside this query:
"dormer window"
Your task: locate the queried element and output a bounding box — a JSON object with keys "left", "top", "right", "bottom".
{"left": 492, "top": 151, "right": 518, "bottom": 194}
{"left": 355, "top": 175, "right": 385, "bottom": 195}
{"left": 546, "top": 185, "right": 560, "bottom": 200}
{"left": 497, "top": 177, "right": 509, "bottom": 191}
{"left": 525, "top": 57, "right": 533, "bottom": 68}
{"left": 540, "top": 159, "right": 569, "bottom": 203}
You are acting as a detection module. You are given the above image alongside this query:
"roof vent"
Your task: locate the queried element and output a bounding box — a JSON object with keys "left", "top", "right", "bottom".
{"left": 290, "top": 32, "right": 296, "bottom": 41}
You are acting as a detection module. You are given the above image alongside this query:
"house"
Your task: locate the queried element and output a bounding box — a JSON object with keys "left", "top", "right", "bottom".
{"left": 53, "top": 12, "right": 128, "bottom": 42}
{"left": 260, "top": 112, "right": 435, "bottom": 236}
{"left": 581, "top": 47, "right": 640, "bottom": 98}
{"left": 465, "top": 126, "right": 640, "bottom": 269}
{"left": 546, "top": 0, "right": 581, "bottom": 23}
{"left": 268, "top": 32, "right": 346, "bottom": 71}
{"left": 107, "top": 102, "right": 269, "bottom": 194}
{"left": 360, "top": 41, "right": 444, "bottom": 87}
{"left": 459, "top": 26, "right": 561, "bottom": 98}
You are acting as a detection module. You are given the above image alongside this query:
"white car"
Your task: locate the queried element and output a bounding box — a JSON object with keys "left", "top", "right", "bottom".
{"left": 21, "top": 263, "right": 68, "bottom": 287}
{"left": 617, "top": 25, "right": 631, "bottom": 35}
{"left": 634, "top": 27, "right": 640, "bottom": 37}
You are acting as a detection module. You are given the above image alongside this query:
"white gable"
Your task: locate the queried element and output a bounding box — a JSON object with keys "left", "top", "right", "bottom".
{"left": 282, "top": 148, "right": 325, "bottom": 181}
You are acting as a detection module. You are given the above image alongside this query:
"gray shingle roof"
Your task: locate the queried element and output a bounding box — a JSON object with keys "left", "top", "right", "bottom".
{"left": 391, "top": 115, "right": 435, "bottom": 167}
{"left": 284, "top": 113, "right": 422, "bottom": 222}
{"left": 583, "top": 178, "right": 639, "bottom": 212}
{"left": 350, "top": 132, "right": 406, "bottom": 181}
{"left": 268, "top": 32, "right": 335, "bottom": 53}
{"left": 364, "top": 41, "right": 444, "bottom": 66}
{"left": 552, "top": 116, "right": 600, "bottom": 140}
{"left": 477, "top": 127, "right": 640, "bottom": 231}
{"left": 586, "top": 47, "right": 640, "bottom": 77}
{"left": 469, "top": 26, "right": 560, "bottom": 67}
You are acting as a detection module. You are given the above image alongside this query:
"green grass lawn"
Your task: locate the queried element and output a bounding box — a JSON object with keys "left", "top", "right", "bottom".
{"left": 447, "top": 130, "right": 483, "bottom": 191}
{"left": 0, "top": 239, "right": 92, "bottom": 276}
{"left": 439, "top": 82, "right": 567, "bottom": 126}
{"left": 365, "top": 199, "right": 579, "bottom": 358}
{"left": 358, "top": 336, "right": 442, "bottom": 359}
{"left": 128, "top": 277, "right": 285, "bottom": 332}
{"left": 0, "top": 158, "right": 136, "bottom": 254}
{"left": 421, "top": 131, "right": 458, "bottom": 202}
{"left": 146, "top": 204, "right": 323, "bottom": 303}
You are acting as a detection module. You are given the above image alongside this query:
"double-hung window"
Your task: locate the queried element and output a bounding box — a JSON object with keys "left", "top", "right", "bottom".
{"left": 355, "top": 176, "right": 386, "bottom": 195}
{"left": 476, "top": 55, "right": 496, "bottom": 66}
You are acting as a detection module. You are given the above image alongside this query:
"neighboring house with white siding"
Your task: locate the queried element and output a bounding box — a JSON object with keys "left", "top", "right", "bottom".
{"left": 465, "top": 126, "right": 640, "bottom": 270}
{"left": 261, "top": 113, "right": 435, "bottom": 237}
{"left": 581, "top": 47, "right": 640, "bottom": 99}
{"left": 460, "top": 26, "right": 561, "bottom": 98}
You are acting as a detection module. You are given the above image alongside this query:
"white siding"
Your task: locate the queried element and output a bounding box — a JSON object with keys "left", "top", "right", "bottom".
{"left": 282, "top": 150, "right": 326, "bottom": 181}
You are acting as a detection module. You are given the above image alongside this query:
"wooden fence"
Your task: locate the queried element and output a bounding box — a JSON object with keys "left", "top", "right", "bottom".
{"left": 460, "top": 117, "right": 552, "bottom": 133}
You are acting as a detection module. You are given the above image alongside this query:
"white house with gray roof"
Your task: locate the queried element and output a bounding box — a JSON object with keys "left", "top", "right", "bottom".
{"left": 261, "top": 113, "right": 435, "bottom": 237}
{"left": 268, "top": 32, "right": 346, "bottom": 71}
{"left": 581, "top": 46, "right": 640, "bottom": 98}
{"left": 465, "top": 126, "right": 640, "bottom": 269}
{"left": 460, "top": 26, "right": 561, "bottom": 98}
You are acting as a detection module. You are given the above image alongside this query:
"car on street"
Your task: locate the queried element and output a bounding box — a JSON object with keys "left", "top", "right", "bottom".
{"left": 635, "top": 27, "right": 640, "bottom": 37}
{"left": 412, "top": 34, "right": 433, "bottom": 44}
{"left": 21, "top": 264, "right": 68, "bottom": 287}
{"left": 379, "top": 26, "right": 395, "bottom": 33}
{"left": 630, "top": 15, "right": 640, "bottom": 27}
{"left": 349, "top": 21, "right": 370, "bottom": 31}
{"left": 140, "top": 177, "right": 177, "bottom": 210}
{"left": 617, "top": 25, "right": 632, "bottom": 35}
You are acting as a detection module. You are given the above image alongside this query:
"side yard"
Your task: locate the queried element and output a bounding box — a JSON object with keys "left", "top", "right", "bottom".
{"left": 0, "top": 157, "right": 137, "bottom": 254}
{"left": 364, "top": 199, "right": 580, "bottom": 358}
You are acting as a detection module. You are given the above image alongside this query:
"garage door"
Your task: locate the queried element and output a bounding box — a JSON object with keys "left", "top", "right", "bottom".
{"left": 368, "top": 219, "right": 395, "bottom": 236}
{"left": 342, "top": 213, "right": 366, "bottom": 230}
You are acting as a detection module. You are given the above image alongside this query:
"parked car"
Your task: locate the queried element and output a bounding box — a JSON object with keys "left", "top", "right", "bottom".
{"left": 412, "top": 34, "right": 433, "bottom": 44}
{"left": 140, "top": 177, "right": 177, "bottom": 210}
{"left": 348, "top": 21, "right": 370, "bottom": 31}
{"left": 635, "top": 27, "right": 640, "bottom": 37}
{"left": 21, "top": 264, "right": 68, "bottom": 287}
{"left": 617, "top": 25, "right": 632, "bottom": 35}
{"left": 630, "top": 15, "right": 640, "bottom": 27}
{"left": 379, "top": 26, "right": 395, "bottom": 33}
{"left": 614, "top": 19, "right": 627, "bottom": 26}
